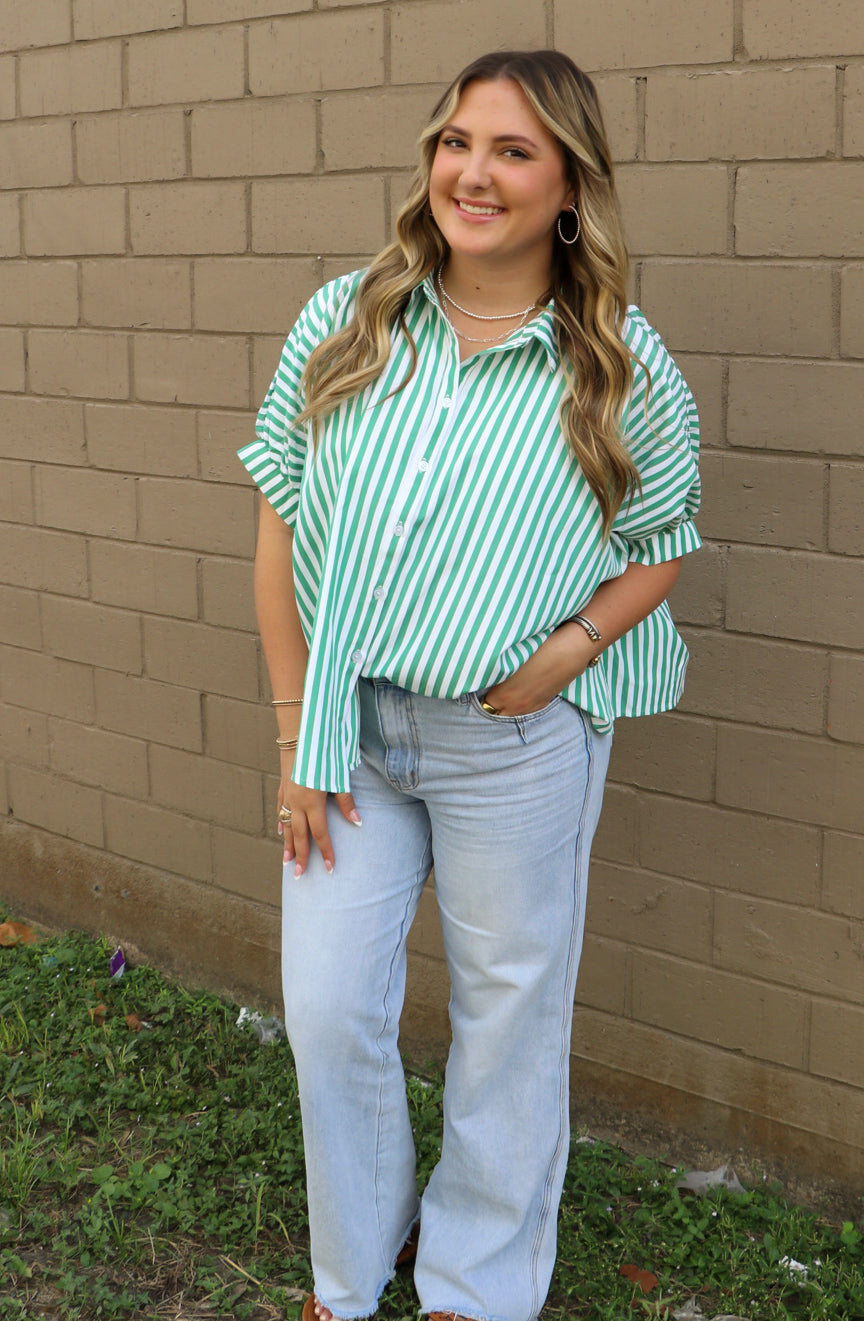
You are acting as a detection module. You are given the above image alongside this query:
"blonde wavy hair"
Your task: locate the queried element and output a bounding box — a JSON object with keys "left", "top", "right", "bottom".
{"left": 300, "top": 49, "right": 639, "bottom": 533}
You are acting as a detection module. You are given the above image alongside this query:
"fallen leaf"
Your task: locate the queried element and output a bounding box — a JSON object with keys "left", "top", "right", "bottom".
{"left": 620, "top": 1263, "right": 659, "bottom": 1293}
{"left": 89, "top": 1002, "right": 109, "bottom": 1026}
{"left": 0, "top": 921, "right": 37, "bottom": 946}
{"left": 125, "top": 1013, "right": 143, "bottom": 1032}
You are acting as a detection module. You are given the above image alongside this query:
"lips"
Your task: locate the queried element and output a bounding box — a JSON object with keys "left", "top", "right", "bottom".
{"left": 454, "top": 198, "right": 504, "bottom": 217}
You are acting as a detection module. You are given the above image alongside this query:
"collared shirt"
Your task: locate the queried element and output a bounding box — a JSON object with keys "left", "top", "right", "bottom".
{"left": 239, "top": 271, "right": 701, "bottom": 792}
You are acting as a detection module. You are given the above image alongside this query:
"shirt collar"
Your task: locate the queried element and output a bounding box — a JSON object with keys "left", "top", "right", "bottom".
{"left": 417, "top": 272, "right": 560, "bottom": 371}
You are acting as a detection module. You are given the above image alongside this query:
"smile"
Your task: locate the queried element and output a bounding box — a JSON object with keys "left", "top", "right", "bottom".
{"left": 455, "top": 199, "right": 504, "bottom": 216}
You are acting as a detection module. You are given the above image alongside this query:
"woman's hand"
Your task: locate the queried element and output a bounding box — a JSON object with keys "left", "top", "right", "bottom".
{"left": 277, "top": 761, "right": 361, "bottom": 877}
{"left": 482, "top": 622, "right": 596, "bottom": 715}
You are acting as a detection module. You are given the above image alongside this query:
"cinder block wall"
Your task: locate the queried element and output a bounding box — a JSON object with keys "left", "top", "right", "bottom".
{"left": 1, "top": 0, "right": 862, "bottom": 1184}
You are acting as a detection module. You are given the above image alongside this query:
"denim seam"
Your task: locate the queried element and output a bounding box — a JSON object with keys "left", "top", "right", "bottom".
{"left": 371, "top": 832, "right": 432, "bottom": 1285}
{"left": 527, "top": 708, "right": 593, "bottom": 1317}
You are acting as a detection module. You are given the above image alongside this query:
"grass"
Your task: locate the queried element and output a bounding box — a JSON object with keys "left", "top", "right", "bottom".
{"left": 1, "top": 920, "right": 863, "bottom": 1320}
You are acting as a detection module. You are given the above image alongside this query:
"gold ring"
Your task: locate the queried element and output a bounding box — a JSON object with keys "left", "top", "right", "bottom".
{"left": 480, "top": 699, "right": 499, "bottom": 714}
{"left": 278, "top": 805, "right": 293, "bottom": 824}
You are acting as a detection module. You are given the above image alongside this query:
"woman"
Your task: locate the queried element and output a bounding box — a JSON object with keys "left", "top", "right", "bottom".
{"left": 240, "top": 50, "right": 700, "bottom": 1321}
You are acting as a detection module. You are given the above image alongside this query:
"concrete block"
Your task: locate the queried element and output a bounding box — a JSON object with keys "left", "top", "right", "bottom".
{"left": 144, "top": 618, "right": 259, "bottom": 700}
{"left": 574, "top": 935, "right": 628, "bottom": 1015}
{"left": 204, "top": 693, "right": 278, "bottom": 773}
{"left": 150, "top": 745, "right": 264, "bottom": 832}
{"left": 631, "top": 949, "right": 807, "bottom": 1068}
{"left": 698, "top": 451, "right": 824, "bottom": 550}
{"left": 0, "top": 260, "right": 78, "bottom": 326}
{"left": 24, "top": 187, "right": 126, "bottom": 256}
{"left": 0, "top": 194, "right": 19, "bottom": 255}
{"left": 82, "top": 258, "right": 191, "bottom": 330}
{"left": 717, "top": 724, "right": 864, "bottom": 833}
{"left": 585, "top": 859, "right": 713, "bottom": 961}
{"left": 0, "top": 0, "right": 71, "bottom": 52}
{"left": 638, "top": 795, "right": 820, "bottom": 904}
{"left": 0, "top": 401, "right": 81, "bottom": 485}
{"left": 0, "top": 120, "right": 72, "bottom": 189}
{"left": 127, "top": 25, "right": 244, "bottom": 106}
{"left": 190, "top": 99, "right": 316, "bottom": 178}
{"left": 828, "top": 654, "right": 864, "bottom": 745}
{"left": 841, "top": 265, "right": 864, "bottom": 358}
{"left": 19, "top": 41, "right": 122, "bottom": 117}
{"left": 73, "top": 0, "right": 183, "bottom": 39}
{"left": 617, "top": 164, "right": 728, "bottom": 255}
{"left": 137, "top": 476, "right": 255, "bottom": 555}
{"left": 714, "top": 889, "right": 864, "bottom": 999}
{"left": 28, "top": 328, "right": 130, "bottom": 401}
{"left": 133, "top": 333, "right": 249, "bottom": 408}
{"left": 86, "top": 403, "right": 198, "bottom": 476}
{"left": 667, "top": 542, "right": 725, "bottom": 629}
{"left": 392, "top": 0, "right": 545, "bottom": 82}
{"left": 829, "top": 463, "right": 864, "bottom": 555}
{"left": 811, "top": 1001, "right": 864, "bottom": 1088}
{"left": 130, "top": 182, "right": 247, "bottom": 255}
{"left": 641, "top": 261, "right": 833, "bottom": 356}
{"left": 103, "top": 795, "right": 210, "bottom": 880}
{"left": 211, "top": 825, "right": 282, "bottom": 904}
{"left": 90, "top": 541, "right": 198, "bottom": 619}
{"left": 0, "top": 704, "right": 50, "bottom": 768}
{"left": 743, "top": 0, "right": 864, "bottom": 59}
{"left": 50, "top": 718, "right": 148, "bottom": 798}
{"left": 672, "top": 352, "right": 724, "bottom": 450}
{"left": 0, "top": 585, "right": 41, "bottom": 650}
{"left": 0, "top": 458, "right": 33, "bottom": 523}
{"left": 0, "top": 524, "right": 87, "bottom": 596}
{"left": 727, "top": 546, "right": 864, "bottom": 648}
{"left": 42, "top": 597, "right": 142, "bottom": 675}
{"left": 322, "top": 88, "right": 437, "bottom": 171}
{"left": 591, "top": 781, "right": 638, "bottom": 864}
{"left": 95, "top": 670, "right": 202, "bottom": 751}
{"left": 593, "top": 74, "right": 639, "bottom": 162}
{"left": 729, "top": 360, "right": 864, "bottom": 456}
{"left": 0, "top": 645, "right": 95, "bottom": 721}
{"left": 609, "top": 712, "right": 716, "bottom": 800}
{"left": 189, "top": 0, "right": 309, "bottom": 19}
{"left": 556, "top": 0, "right": 732, "bottom": 69}
{"left": 823, "top": 831, "right": 864, "bottom": 920}
{"left": 197, "top": 410, "right": 258, "bottom": 483}
{"left": 0, "top": 55, "right": 13, "bottom": 118}
{"left": 647, "top": 66, "right": 835, "bottom": 160}
{"left": 76, "top": 108, "right": 186, "bottom": 184}
{"left": 679, "top": 628, "right": 827, "bottom": 734}
{"left": 0, "top": 329, "right": 24, "bottom": 391}
{"left": 194, "top": 258, "right": 321, "bottom": 334}
{"left": 201, "top": 557, "right": 257, "bottom": 632}
{"left": 249, "top": 10, "right": 384, "bottom": 95}
{"left": 252, "top": 176, "right": 385, "bottom": 254}
{"left": 35, "top": 466, "right": 136, "bottom": 538}
{"left": 252, "top": 336, "right": 289, "bottom": 408}
{"left": 8, "top": 765, "right": 103, "bottom": 848}
{"left": 737, "top": 163, "right": 864, "bottom": 258}
{"left": 846, "top": 64, "right": 864, "bottom": 157}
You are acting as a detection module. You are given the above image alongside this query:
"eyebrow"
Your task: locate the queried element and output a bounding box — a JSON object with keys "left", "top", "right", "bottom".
{"left": 442, "top": 123, "right": 540, "bottom": 149}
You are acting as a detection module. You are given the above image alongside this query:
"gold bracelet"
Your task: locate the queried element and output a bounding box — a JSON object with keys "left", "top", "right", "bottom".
{"left": 276, "top": 737, "right": 299, "bottom": 750}
{"left": 271, "top": 698, "right": 303, "bottom": 706}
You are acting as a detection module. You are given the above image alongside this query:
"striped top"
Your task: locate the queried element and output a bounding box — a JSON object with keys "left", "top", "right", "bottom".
{"left": 239, "top": 270, "right": 701, "bottom": 792}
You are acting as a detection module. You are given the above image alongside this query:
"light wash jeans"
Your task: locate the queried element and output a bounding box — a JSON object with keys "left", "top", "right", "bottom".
{"left": 282, "top": 679, "right": 612, "bottom": 1321}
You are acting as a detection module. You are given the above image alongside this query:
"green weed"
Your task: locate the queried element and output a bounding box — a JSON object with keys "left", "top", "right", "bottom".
{"left": 0, "top": 920, "right": 862, "bottom": 1319}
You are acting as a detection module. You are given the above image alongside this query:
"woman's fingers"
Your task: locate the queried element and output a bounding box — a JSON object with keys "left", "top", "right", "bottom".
{"left": 334, "top": 791, "right": 362, "bottom": 826}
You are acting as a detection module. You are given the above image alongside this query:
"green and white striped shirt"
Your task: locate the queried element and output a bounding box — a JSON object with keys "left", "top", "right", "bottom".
{"left": 239, "top": 271, "right": 701, "bottom": 792}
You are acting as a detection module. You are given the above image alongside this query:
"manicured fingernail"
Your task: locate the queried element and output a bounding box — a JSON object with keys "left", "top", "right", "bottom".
{"left": 283, "top": 849, "right": 290, "bottom": 863}
{"left": 294, "top": 862, "right": 303, "bottom": 878}
{"left": 348, "top": 809, "right": 362, "bottom": 826}
{"left": 277, "top": 823, "right": 283, "bottom": 837}
{"left": 324, "top": 860, "right": 334, "bottom": 874}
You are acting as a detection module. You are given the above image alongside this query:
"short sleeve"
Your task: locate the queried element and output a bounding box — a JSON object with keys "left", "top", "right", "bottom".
{"left": 610, "top": 307, "right": 702, "bottom": 565}
{"left": 237, "top": 271, "right": 363, "bottom": 524}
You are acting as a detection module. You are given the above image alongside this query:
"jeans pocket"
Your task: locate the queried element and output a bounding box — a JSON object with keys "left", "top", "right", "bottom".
{"left": 468, "top": 691, "right": 564, "bottom": 725}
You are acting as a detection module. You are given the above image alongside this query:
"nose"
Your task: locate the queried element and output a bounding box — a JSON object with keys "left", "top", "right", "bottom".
{"left": 458, "top": 148, "right": 492, "bottom": 191}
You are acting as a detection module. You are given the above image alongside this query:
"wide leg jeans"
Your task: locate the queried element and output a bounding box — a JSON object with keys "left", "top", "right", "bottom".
{"left": 281, "top": 679, "right": 612, "bottom": 1321}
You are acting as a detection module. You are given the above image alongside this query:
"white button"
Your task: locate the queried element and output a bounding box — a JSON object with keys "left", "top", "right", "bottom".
{"left": 373, "top": 586, "right": 384, "bottom": 600}
{"left": 393, "top": 521, "right": 404, "bottom": 536}
{"left": 418, "top": 459, "right": 428, "bottom": 472}
{"left": 442, "top": 396, "right": 452, "bottom": 408}
{"left": 351, "top": 649, "right": 364, "bottom": 664}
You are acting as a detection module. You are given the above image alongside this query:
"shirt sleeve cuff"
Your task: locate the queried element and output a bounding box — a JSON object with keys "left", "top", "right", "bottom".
{"left": 237, "top": 438, "right": 300, "bottom": 525}
{"left": 620, "top": 517, "right": 702, "bottom": 566}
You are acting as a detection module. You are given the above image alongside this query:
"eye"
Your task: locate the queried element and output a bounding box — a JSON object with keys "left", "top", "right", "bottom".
{"left": 440, "top": 135, "right": 467, "bottom": 150}
{"left": 502, "top": 146, "right": 530, "bottom": 159}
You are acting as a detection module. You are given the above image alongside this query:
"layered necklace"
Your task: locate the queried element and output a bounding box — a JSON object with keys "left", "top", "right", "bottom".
{"left": 435, "top": 268, "right": 539, "bottom": 344}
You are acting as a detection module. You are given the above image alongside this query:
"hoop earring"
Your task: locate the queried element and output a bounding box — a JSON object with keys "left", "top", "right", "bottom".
{"left": 557, "top": 204, "right": 581, "bottom": 246}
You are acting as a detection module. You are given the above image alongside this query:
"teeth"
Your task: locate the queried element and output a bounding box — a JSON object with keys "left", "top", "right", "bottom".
{"left": 458, "top": 201, "right": 502, "bottom": 215}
